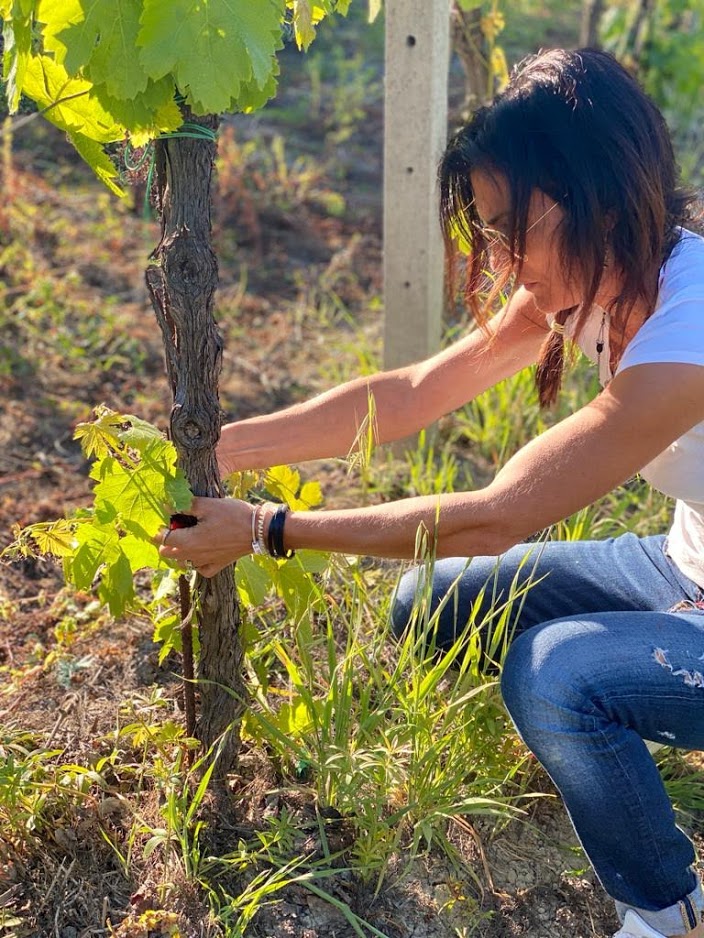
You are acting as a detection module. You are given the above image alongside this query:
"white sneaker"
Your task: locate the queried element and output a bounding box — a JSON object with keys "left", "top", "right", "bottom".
{"left": 613, "top": 910, "right": 666, "bottom": 937}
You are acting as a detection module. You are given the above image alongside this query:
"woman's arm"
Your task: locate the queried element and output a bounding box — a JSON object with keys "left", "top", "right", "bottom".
{"left": 285, "top": 362, "right": 704, "bottom": 558}
{"left": 217, "top": 287, "right": 548, "bottom": 472}
{"left": 162, "top": 361, "right": 704, "bottom": 576}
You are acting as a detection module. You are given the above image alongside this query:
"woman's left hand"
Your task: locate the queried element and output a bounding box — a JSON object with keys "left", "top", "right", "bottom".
{"left": 157, "top": 496, "right": 253, "bottom": 578}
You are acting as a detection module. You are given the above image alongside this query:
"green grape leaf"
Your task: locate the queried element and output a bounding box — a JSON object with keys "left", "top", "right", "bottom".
{"left": 225, "top": 469, "right": 263, "bottom": 501}
{"left": 115, "top": 414, "right": 170, "bottom": 454}
{"left": 91, "top": 76, "right": 182, "bottom": 146}
{"left": 120, "top": 534, "right": 164, "bottom": 572}
{"left": 240, "top": 616, "right": 261, "bottom": 654}
{"left": 70, "top": 523, "right": 120, "bottom": 590}
{"left": 236, "top": 64, "right": 279, "bottom": 114}
{"left": 265, "top": 465, "right": 301, "bottom": 507}
{"left": 15, "top": 411, "right": 197, "bottom": 621}
{"left": 135, "top": 437, "right": 175, "bottom": 471}
{"left": 152, "top": 611, "right": 201, "bottom": 664}
{"left": 77, "top": 408, "right": 171, "bottom": 458}
{"left": 240, "top": 711, "right": 265, "bottom": 745}
{"left": 264, "top": 465, "right": 322, "bottom": 510}
{"left": 2, "top": 5, "right": 33, "bottom": 113}
{"left": 164, "top": 471, "right": 194, "bottom": 515}
{"left": 286, "top": 1, "right": 327, "bottom": 51}
{"left": 92, "top": 445, "right": 172, "bottom": 539}
{"left": 298, "top": 480, "right": 323, "bottom": 509}
{"left": 98, "top": 549, "right": 134, "bottom": 617}
{"left": 30, "top": 519, "right": 76, "bottom": 557}
{"left": 294, "top": 549, "right": 329, "bottom": 574}
{"left": 73, "top": 415, "right": 121, "bottom": 460}
{"left": 236, "top": 555, "right": 275, "bottom": 607}
{"left": 138, "top": 0, "right": 284, "bottom": 115}
{"left": 151, "top": 568, "right": 180, "bottom": 603}
{"left": 278, "top": 560, "right": 324, "bottom": 619}
{"left": 69, "top": 130, "right": 125, "bottom": 196}
{"left": 153, "top": 612, "right": 182, "bottom": 661}
{"left": 272, "top": 697, "right": 319, "bottom": 738}
{"left": 22, "top": 54, "right": 124, "bottom": 142}
{"left": 35, "top": 0, "right": 81, "bottom": 61}
{"left": 285, "top": 0, "right": 352, "bottom": 48}
{"left": 37, "top": 0, "right": 150, "bottom": 100}
{"left": 91, "top": 439, "right": 192, "bottom": 539}
{"left": 19, "top": 0, "right": 37, "bottom": 15}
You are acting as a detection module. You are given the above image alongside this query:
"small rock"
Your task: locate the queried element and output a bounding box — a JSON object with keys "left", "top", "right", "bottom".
{"left": 433, "top": 884, "right": 452, "bottom": 909}
{"left": 53, "top": 828, "right": 77, "bottom": 851}
{"left": 98, "top": 797, "right": 123, "bottom": 818}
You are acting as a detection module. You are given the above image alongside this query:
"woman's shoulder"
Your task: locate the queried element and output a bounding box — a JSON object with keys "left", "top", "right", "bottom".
{"left": 616, "top": 230, "right": 704, "bottom": 374}
{"left": 657, "top": 228, "right": 704, "bottom": 304}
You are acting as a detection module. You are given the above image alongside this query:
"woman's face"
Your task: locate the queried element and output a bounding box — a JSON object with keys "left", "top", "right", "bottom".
{"left": 470, "top": 168, "right": 581, "bottom": 314}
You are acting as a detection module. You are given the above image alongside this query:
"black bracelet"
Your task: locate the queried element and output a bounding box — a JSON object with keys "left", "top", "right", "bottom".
{"left": 267, "top": 505, "right": 295, "bottom": 559}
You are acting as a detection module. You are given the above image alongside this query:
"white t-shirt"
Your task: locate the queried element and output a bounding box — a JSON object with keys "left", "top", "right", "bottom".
{"left": 565, "top": 228, "right": 704, "bottom": 589}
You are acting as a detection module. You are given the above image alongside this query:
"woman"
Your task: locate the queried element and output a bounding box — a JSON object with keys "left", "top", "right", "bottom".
{"left": 160, "top": 49, "right": 704, "bottom": 937}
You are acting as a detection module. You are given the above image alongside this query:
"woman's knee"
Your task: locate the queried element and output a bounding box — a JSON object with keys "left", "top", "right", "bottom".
{"left": 500, "top": 616, "right": 599, "bottom": 743}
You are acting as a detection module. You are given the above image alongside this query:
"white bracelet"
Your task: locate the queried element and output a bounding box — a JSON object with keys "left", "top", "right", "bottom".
{"left": 251, "top": 503, "right": 277, "bottom": 555}
{"left": 251, "top": 505, "right": 265, "bottom": 555}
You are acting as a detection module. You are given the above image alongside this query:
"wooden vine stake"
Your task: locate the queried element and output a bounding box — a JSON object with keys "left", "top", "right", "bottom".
{"left": 178, "top": 572, "right": 196, "bottom": 764}
{"left": 145, "top": 110, "right": 245, "bottom": 777}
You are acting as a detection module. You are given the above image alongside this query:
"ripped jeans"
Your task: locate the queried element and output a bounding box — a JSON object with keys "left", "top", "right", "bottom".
{"left": 391, "top": 533, "right": 704, "bottom": 923}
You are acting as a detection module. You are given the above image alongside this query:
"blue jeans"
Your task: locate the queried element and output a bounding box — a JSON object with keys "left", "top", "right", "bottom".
{"left": 391, "top": 534, "right": 704, "bottom": 929}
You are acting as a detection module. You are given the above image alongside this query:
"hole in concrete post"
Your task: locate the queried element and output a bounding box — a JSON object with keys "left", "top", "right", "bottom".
{"left": 404, "top": 281, "right": 411, "bottom": 288}
{"left": 406, "top": 166, "right": 414, "bottom": 174}
{"left": 406, "top": 35, "right": 416, "bottom": 47}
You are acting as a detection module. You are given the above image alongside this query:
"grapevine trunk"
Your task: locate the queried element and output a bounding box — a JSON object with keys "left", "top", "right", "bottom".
{"left": 145, "top": 111, "right": 245, "bottom": 776}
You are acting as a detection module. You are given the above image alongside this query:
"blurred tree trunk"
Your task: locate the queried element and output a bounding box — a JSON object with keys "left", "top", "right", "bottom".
{"left": 451, "top": 2, "right": 491, "bottom": 116}
{"left": 625, "top": 0, "right": 654, "bottom": 60}
{"left": 580, "top": 0, "right": 605, "bottom": 47}
{"left": 145, "top": 111, "right": 245, "bottom": 777}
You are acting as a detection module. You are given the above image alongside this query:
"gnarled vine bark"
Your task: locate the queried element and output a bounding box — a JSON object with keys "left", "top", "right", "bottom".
{"left": 145, "top": 111, "right": 245, "bottom": 776}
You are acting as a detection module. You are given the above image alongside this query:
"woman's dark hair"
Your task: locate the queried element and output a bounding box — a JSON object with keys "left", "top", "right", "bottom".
{"left": 439, "top": 48, "right": 695, "bottom": 407}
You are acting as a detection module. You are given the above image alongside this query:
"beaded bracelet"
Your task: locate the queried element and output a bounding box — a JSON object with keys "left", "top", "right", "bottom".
{"left": 266, "top": 504, "right": 295, "bottom": 559}
{"left": 257, "top": 503, "right": 270, "bottom": 552}
{"left": 251, "top": 504, "right": 264, "bottom": 555}
{"left": 251, "top": 502, "right": 276, "bottom": 555}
